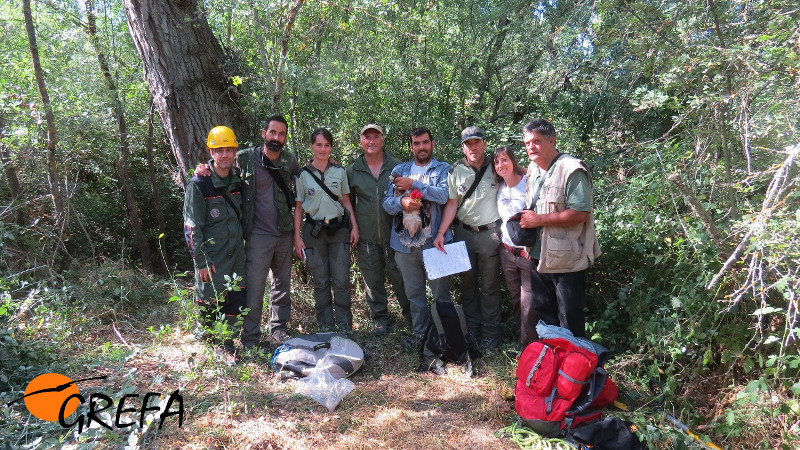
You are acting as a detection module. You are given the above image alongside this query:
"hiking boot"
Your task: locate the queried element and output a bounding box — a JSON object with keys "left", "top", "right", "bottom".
{"left": 479, "top": 337, "right": 501, "bottom": 354}
{"left": 270, "top": 329, "right": 291, "bottom": 344}
{"left": 372, "top": 322, "right": 388, "bottom": 337}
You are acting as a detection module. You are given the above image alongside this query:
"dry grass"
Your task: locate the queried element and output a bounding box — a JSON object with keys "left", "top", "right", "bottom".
{"left": 42, "top": 275, "right": 522, "bottom": 449}
{"left": 19, "top": 263, "right": 794, "bottom": 449}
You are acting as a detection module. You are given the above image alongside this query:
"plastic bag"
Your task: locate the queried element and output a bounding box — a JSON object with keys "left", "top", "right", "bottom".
{"left": 294, "top": 367, "right": 355, "bottom": 411}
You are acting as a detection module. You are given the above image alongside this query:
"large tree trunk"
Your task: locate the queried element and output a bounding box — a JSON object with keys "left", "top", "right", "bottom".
{"left": 85, "top": 0, "right": 155, "bottom": 273}
{"left": 23, "top": 0, "right": 71, "bottom": 271}
{"left": 122, "top": 0, "right": 245, "bottom": 182}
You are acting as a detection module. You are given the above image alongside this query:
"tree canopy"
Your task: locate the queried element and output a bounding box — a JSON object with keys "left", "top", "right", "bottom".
{"left": 1, "top": 0, "right": 798, "bottom": 447}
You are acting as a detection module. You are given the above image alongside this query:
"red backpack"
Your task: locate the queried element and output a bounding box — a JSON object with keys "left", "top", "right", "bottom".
{"left": 515, "top": 322, "right": 619, "bottom": 438}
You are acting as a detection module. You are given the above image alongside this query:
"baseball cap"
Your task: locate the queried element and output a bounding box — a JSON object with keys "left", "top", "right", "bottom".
{"left": 360, "top": 123, "right": 383, "bottom": 135}
{"left": 460, "top": 126, "right": 485, "bottom": 143}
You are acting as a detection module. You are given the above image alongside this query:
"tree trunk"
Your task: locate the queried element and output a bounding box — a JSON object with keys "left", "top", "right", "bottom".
{"left": 0, "top": 116, "right": 25, "bottom": 226}
{"left": 23, "top": 0, "right": 71, "bottom": 270}
{"left": 273, "top": 0, "right": 305, "bottom": 110}
{"left": 122, "top": 0, "right": 245, "bottom": 182}
{"left": 146, "top": 100, "right": 170, "bottom": 272}
{"left": 476, "top": 14, "right": 511, "bottom": 113}
{"left": 85, "top": 0, "right": 155, "bottom": 273}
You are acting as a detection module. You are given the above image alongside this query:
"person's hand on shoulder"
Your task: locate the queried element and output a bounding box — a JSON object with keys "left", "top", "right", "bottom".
{"left": 194, "top": 163, "right": 211, "bottom": 177}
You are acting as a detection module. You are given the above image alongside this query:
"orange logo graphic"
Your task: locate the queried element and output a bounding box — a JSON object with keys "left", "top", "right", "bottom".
{"left": 24, "top": 373, "right": 81, "bottom": 421}
{"left": 7, "top": 373, "right": 107, "bottom": 421}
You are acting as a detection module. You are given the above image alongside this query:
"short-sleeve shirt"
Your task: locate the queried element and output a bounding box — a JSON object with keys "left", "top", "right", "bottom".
{"left": 497, "top": 174, "right": 527, "bottom": 248}
{"left": 528, "top": 170, "right": 591, "bottom": 213}
{"left": 447, "top": 158, "right": 500, "bottom": 227}
{"left": 295, "top": 162, "right": 349, "bottom": 221}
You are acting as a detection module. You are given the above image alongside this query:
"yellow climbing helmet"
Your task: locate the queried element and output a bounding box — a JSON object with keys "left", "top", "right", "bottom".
{"left": 206, "top": 126, "right": 238, "bottom": 149}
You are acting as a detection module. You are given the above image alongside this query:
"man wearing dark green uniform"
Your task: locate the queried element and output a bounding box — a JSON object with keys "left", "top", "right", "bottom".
{"left": 184, "top": 126, "right": 246, "bottom": 364}
{"left": 346, "top": 124, "right": 410, "bottom": 336}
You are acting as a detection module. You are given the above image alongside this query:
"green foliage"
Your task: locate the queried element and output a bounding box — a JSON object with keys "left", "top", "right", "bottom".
{"left": 2, "top": 0, "right": 800, "bottom": 446}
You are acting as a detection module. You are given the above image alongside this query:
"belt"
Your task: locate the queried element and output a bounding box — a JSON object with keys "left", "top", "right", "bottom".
{"left": 502, "top": 243, "right": 529, "bottom": 259}
{"left": 460, "top": 219, "right": 501, "bottom": 232}
{"left": 305, "top": 214, "right": 343, "bottom": 226}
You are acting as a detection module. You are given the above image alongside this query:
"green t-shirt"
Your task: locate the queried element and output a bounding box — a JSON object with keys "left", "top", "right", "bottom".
{"left": 447, "top": 158, "right": 500, "bottom": 227}
{"left": 295, "top": 163, "right": 350, "bottom": 221}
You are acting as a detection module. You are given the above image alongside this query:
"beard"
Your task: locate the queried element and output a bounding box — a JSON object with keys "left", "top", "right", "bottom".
{"left": 265, "top": 140, "right": 284, "bottom": 152}
{"left": 415, "top": 152, "right": 432, "bottom": 165}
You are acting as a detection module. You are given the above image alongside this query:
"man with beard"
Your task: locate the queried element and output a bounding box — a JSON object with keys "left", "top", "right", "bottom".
{"left": 346, "top": 124, "right": 409, "bottom": 336}
{"left": 383, "top": 127, "right": 451, "bottom": 347}
{"left": 235, "top": 115, "right": 300, "bottom": 348}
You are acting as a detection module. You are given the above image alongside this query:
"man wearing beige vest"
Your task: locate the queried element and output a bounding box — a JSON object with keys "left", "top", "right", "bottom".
{"left": 519, "top": 118, "right": 601, "bottom": 338}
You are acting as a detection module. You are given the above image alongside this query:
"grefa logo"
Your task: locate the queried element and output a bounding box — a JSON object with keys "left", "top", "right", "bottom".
{"left": 6, "top": 372, "right": 184, "bottom": 434}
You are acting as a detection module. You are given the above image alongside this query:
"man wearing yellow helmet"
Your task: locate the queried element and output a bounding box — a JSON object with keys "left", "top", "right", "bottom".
{"left": 193, "top": 116, "right": 300, "bottom": 353}
{"left": 183, "top": 126, "right": 246, "bottom": 365}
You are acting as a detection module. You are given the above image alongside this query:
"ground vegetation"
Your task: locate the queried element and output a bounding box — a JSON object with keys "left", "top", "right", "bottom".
{"left": 1, "top": 0, "right": 798, "bottom": 448}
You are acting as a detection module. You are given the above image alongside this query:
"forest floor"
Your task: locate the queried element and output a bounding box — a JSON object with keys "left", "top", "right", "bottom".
{"left": 3, "top": 261, "right": 760, "bottom": 449}
{"left": 4, "top": 265, "right": 534, "bottom": 449}
{"left": 116, "top": 286, "right": 521, "bottom": 450}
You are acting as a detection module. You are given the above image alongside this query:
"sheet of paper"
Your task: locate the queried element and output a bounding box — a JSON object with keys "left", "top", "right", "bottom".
{"left": 422, "top": 241, "right": 472, "bottom": 280}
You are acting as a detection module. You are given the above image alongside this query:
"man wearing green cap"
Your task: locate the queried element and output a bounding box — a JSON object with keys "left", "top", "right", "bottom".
{"left": 346, "top": 124, "right": 410, "bottom": 336}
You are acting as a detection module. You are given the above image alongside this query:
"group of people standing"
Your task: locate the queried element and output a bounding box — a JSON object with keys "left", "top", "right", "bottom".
{"left": 183, "top": 115, "right": 600, "bottom": 364}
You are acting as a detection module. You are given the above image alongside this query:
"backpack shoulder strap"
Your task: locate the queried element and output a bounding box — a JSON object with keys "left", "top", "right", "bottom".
{"left": 260, "top": 150, "right": 294, "bottom": 210}
{"left": 452, "top": 303, "right": 470, "bottom": 341}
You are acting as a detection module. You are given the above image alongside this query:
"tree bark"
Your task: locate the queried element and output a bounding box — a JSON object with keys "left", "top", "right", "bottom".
{"left": 122, "top": 0, "right": 245, "bottom": 182}
{"left": 23, "top": 0, "right": 71, "bottom": 270}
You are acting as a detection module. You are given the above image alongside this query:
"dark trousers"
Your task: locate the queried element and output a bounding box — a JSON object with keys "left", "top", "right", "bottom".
{"left": 529, "top": 261, "right": 586, "bottom": 337}
{"left": 500, "top": 246, "right": 535, "bottom": 349}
